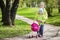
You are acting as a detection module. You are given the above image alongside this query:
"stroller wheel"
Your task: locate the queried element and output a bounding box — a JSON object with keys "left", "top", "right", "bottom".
{"left": 28, "top": 35, "right": 31, "bottom": 38}
{"left": 36, "top": 35, "right": 38, "bottom": 38}
{"left": 28, "top": 35, "right": 33, "bottom": 38}
{"left": 32, "top": 35, "right": 33, "bottom": 38}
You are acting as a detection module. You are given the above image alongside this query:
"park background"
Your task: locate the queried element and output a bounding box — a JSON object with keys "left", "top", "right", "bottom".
{"left": 0, "top": 0, "right": 60, "bottom": 38}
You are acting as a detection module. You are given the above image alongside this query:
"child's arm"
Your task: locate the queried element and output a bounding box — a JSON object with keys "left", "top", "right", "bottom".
{"left": 34, "top": 12, "right": 38, "bottom": 21}
{"left": 43, "top": 8, "right": 48, "bottom": 22}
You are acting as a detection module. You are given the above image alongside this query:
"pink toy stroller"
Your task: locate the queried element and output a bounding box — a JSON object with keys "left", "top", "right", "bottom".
{"left": 29, "top": 21, "right": 40, "bottom": 38}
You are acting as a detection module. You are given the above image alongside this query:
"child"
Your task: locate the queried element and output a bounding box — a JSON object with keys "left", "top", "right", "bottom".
{"left": 35, "top": 2, "right": 48, "bottom": 37}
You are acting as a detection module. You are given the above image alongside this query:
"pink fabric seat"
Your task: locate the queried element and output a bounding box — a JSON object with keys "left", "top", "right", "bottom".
{"left": 31, "top": 23, "right": 40, "bottom": 32}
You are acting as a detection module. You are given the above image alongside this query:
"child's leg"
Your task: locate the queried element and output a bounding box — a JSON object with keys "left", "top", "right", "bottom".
{"left": 37, "top": 25, "right": 44, "bottom": 36}
{"left": 40, "top": 25, "right": 44, "bottom": 36}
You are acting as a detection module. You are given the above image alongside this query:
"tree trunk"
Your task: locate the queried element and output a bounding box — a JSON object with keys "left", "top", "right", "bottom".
{"left": 3, "top": 0, "right": 11, "bottom": 25}
{"left": 58, "top": 0, "right": 60, "bottom": 12}
{"left": 0, "top": 0, "right": 19, "bottom": 26}
{"left": 58, "top": 8, "right": 60, "bottom": 12}
{"left": 0, "top": 0, "right": 5, "bottom": 22}
{"left": 45, "top": 0, "right": 52, "bottom": 17}
{"left": 10, "top": 0, "right": 19, "bottom": 25}
{"left": 46, "top": 6, "right": 52, "bottom": 17}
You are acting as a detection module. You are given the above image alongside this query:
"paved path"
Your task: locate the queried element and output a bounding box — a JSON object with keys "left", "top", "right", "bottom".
{"left": 3, "top": 15, "right": 60, "bottom": 40}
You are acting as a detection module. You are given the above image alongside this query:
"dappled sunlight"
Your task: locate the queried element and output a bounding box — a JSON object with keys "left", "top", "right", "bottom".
{"left": 0, "top": 0, "right": 60, "bottom": 39}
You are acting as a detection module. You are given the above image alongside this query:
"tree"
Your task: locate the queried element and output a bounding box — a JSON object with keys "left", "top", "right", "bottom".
{"left": 58, "top": 0, "right": 60, "bottom": 12}
{"left": 10, "top": 0, "right": 19, "bottom": 25}
{"left": 3, "top": 0, "right": 11, "bottom": 25}
{"left": 45, "top": 0, "right": 52, "bottom": 17}
{"left": 0, "top": 0, "right": 5, "bottom": 22}
{"left": 0, "top": 0, "right": 19, "bottom": 26}
{"left": 45, "top": 0, "right": 57, "bottom": 17}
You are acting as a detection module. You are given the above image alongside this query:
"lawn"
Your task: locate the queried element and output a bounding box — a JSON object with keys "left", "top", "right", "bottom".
{"left": 0, "top": 7, "right": 60, "bottom": 38}
{"left": 46, "top": 9, "right": 60, "bottom": 26}
{"left": 17, "top": 7, "right": 38, "bottom": 19}
{"left": 0, "top": 13, "right": 31, "bottom": 38}
{"left": 17, "top": 8, "right": 60, "bottom": 26}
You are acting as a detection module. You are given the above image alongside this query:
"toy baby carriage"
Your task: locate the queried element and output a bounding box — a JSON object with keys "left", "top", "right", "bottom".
{"left": 29, "top": 21, "right": 40, "bottom": 38}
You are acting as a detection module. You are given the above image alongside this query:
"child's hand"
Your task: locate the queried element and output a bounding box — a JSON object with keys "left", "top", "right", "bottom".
{"left": 38, "top": 12, "right": 42, "bottom": 15}
{"left": 38, "top": 13, "right": 40, "bottom": 14}
{"left": 36, "top": 20, "right": 42, "bottom": 23}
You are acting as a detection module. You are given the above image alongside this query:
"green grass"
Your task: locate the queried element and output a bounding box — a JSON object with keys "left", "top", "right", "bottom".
{"left": 17, "top": 8, "right": 60, "bottom": 26}
{"left": 0, "top": 7, "right": 60, "bottom": 38}
{"left": 17, "top": 7, "right": 38, "bottom": 19}
{"left": 0, "top": 20, "right": 31, "bottom": 38}
{"left": 46, "top": 16, "right": 60, "bottom": 26}
{"left": 46, "top": 8, "right": 60, "bottom": 26}
{"left": 0, "top": 14, "right": 31, "bottom": 38}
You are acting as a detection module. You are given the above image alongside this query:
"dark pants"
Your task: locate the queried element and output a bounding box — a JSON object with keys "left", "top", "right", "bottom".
{"left": 37, "top": 25, "right": 44, "bottom": 36}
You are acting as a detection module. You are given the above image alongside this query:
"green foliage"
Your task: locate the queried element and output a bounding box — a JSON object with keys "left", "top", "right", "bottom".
{"left": 17, "top": 8, "right": 60, "bottom": 26}
{"left": 0, "top": 13, "right": 31, "bottom": 38}
{"left": 0, "top": 20, "right": 31, "bottom": 38}
{"left": 47, "top": 16, "right": 60, "bottom": 26}
{"left": 19, "top": 0, "right": 58, "bottom": 8}
{"left": 46, "top": 8, "right": 60, "bottom": 26}
{"left": 47, "top": 0, "right": 58, "bottom": 8}
{"left": 17, "top": 8, "right": 38, "bottom": 19}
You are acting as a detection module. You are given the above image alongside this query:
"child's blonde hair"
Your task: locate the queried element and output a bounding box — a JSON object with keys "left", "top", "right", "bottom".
{"left": 40, "top": 2, "right": 45, "bottom": 7}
